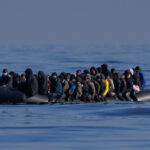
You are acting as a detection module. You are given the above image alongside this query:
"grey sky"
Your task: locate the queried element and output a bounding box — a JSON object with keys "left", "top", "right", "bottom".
{"left": 0, "top": 0, "right": 150, "bottom": 45}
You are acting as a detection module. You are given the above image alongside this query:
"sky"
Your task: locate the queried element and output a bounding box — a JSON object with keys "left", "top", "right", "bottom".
{"left": 0, "top": 0, "right": 150, "bottom": 45}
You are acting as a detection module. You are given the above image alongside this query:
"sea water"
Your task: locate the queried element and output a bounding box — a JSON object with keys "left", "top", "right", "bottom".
{"left": 0, "top": 44, "right": 150, "bottom": 150}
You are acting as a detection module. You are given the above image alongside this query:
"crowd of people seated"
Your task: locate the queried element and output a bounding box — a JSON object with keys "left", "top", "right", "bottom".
{"left": 0, "top": 64, "right": 146, "bottom": 102}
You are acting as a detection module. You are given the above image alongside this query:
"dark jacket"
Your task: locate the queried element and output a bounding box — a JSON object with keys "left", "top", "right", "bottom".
{"left": 50, "top": 77, "right": 62, "bottom": 96}
{"left": 38, "top": 71, "right": 48, "bottom": 95}
{"left": 23, "top": 69, "right": 38, "bottom": 96}
{"left": 82, "top": 81, "right": 90, "bottom": 94}
{"left": 132, "top": 71, "right": 141, "bottom": 87}
{"left": 0, "top": 75, "right": 12, "bottom": 87}
{"left": 125, "top": 77, "right": 134, "bottom": 92}
{"left": 120, "top": 78, "right": 127, "bottom": 94}
{"left": 139, "top": 71, "right": 146, "bottom": 88}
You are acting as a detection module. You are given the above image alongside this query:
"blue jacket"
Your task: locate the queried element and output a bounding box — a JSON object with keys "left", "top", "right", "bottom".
{"left": 139, "top": 71, "right": 146, "bottom": 88}
{"left": 69, "top": 81, "right": 76, "bottom": 91}
{"left": 55, "top": 78, "right": 62, "bottom": 96}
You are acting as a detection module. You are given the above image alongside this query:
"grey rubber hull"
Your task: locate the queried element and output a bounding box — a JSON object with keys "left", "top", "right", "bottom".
{"left": 0, "top": 86, "right": 25, "bottom": 104}
{"left": 0, "top": 86, "right": 150, "bottom": 104}
{"left": 136, "top": 89, "right": 150, "bottom": 102}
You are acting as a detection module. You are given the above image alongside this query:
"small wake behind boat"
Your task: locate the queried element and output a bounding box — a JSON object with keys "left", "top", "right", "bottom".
{"left": 0, "top": 86, "right": 150, "bottom": 104}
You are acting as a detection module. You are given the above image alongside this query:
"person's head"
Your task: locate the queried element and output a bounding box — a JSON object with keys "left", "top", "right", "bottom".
{"left": 51, "top": 72, "right": 57, "bottom": 79}
{"left": 9, "top": 71, "right": 15, "bottom": 77}
{"left": 124, "top": 70, "right": 131, "bottom": 78}
{"left": 99, "top": 74, "right": 105, "bottom": 81}
{"left": 135, "top": 66, "right": 141, "bottom": 71}
{"left": 83, "top": 69, "right": 89, "bottom": 75}
{"left": 65, "top": 74, "right": 70, "bottom": 82}
{"left": 25, "top": 68, "right": 33, "bottom": 78}
{"left": 59, "top": 72, "right": 66, "bottom": 80}
{"left": 3, "top": 68, "right": 8, "bottom": 76}
{"left": 97, "top": 67, "right": 102, "bottom": 73}
{"left": 90, "top": 66, "right": 97, "bottom": 75}
{"left": 101, "top": 64, "right": 108, "bottom": 71}
{"left": 105, "top": 73, "right": 110, "bottom": 80}
{"left": 76, "top": 70, "right": 82, "bottom": 76}
{"left": 114, "top": 72, "right": 120, "bottom": 79}
{"left": 86, "top": 74, "right": 91, "bottom": 81}
{"left": 84, "top": 75, "right": 90, "bottom": 82}
{"left": 121, "top": 74, "right": 125, "bottom": 80}
{"left": 70, "top": 74, "right": 76, "bottom": 82}
{"left": 21, "top": 73, "right": 26, "bottom": 81}
{"left": 46, "top": 75, "right": 50, "bottom": 81}
{"left": 38, "top": 71, "right": 44, "bottom": 78}
{"left": 111, "top": 68, "right": 116, "bottom": 74}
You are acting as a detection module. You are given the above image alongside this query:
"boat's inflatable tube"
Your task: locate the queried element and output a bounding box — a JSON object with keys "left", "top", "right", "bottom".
{"left": 0, "top": 86, "right": 150, "bottom": 104}
{"left": 24, "top": 94, "right": 48, "bottom": 104}
{"left": 136, "top": 89, "right": 150, "bottom": 102}
{"left": 0, "top": 86, "right": 25, "bottom": 104}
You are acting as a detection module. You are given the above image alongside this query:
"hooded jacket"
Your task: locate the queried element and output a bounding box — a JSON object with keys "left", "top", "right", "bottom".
{"left": 38, "top": 71, "right": 48, "bottom": 95}
{"left": 24, "top": 68, "right": 38, "bottom": 96}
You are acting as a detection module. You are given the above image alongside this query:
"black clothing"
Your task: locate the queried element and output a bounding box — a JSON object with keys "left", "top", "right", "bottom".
{"left": 12, "top": 74, "right": 20, "bottom": 88}
{"left": 125, "top": 77, "right": 137, "bottom": 101}
{"left": 82, "top": 81, "right": 91, "bottom": 101}
{"left": 38, "top": 71, "right": 48, "bottom": 95}
{"left": 0, "top": 75, "right": 12, "bottom": 87}
{"left": 132, "top": 71, "right": 141, "bottom": 87}
{"left": 20, "top": 68, "right": 38, "bottom": 97}
{"left": 25, "top": 75, "right": 38, "bottom": 96}
{"left": 101, "top": 64, "right": 110, "bottom": 77}
{"left": 50, "top": 77, "right": 62, "bottom": 96}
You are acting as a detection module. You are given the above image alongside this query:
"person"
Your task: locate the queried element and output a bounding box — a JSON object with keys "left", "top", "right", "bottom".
{"left": 18, "top": 73, "right": 26, "bottom": 92}
{"left": 87, "top": 74, "right": 96, "bottom": 101}
{"left": 61, "top": 74, "right": 70, "bottom": 100}
{"left": 135, "top": 66, "right": 146, "bottom": 88}
{"left": 94, "top": 74, "right": 105, "bottom": 101}
{"left": 49, "top": 72, "right": 62, "bottom": 102}
{"left": 111, "top": 68, "right": 116, "bottom": 79}
{"left": 9, "top": 72, "right": 20, "bottom": 88}
{"left": 131, "top": 68, "right": 141, "bottom": 87}
{"left": 90, "top": 66, "right": 97, "bottom": 80}
{"left": 75, "top": 79, "right": 83, "bottom": 100}
{"left": 0, "top": 68, "right": 12, "bottom": 87}
{"left": 46, "top": 75, "right": 51, "bottom": 93}
{"left": 82, "top": 75, "right": 92, "bottom": 102}
{"left": 119, "top": 74, "right": 127, "bottom": 100}
{"left": 82, "top": 74, "right": 96, "bottom": 102}
{"left": 102, "top": 74, "right": 110, "bottom": 98}
{"left": 108, "top": 75, "right": 116, "bottom": 99}
{"left": 93, "top": 75, "right": 101, "bottom": 101}
{"left": 101, "top": 64, "right": 110, "bottom": 77}
{"left": 97, "top": 67, "right": 102, "bottom": 74}
{"left": 37, "top": 71, "right": 48, "bottom": 95}
{"left": 124, "top": 70, "right": 137, "bottom": 101}
{"left": 113, "top": 72, "right": 122, "bottom": 100}
{"left": 76, "top": 70, "right": 83, "bottom": 83}
{"left": 20, "top": 68, "right": 38, "bottom": 97}
{"left": 68, "top": 74, "right": 76, "bottom": 101}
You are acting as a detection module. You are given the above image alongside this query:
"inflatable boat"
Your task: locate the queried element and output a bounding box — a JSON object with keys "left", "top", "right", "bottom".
{"left": 0, "top": 86, "right": 150, "bottom": 104}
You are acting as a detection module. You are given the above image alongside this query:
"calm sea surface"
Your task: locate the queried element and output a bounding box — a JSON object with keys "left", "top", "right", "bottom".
{"left": 0, "top": 44, "right": 150, "bottom": 150}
